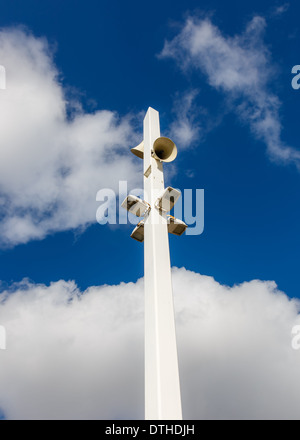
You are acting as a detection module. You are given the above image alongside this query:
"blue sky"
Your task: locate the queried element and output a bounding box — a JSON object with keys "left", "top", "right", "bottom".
{"left": 0, "top": 0, "right": 300, "bottom": 420}
{"left": 0, "top": 0, "right": 299, "bottom": 297}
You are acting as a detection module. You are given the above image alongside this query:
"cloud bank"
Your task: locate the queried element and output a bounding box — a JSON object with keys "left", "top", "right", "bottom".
{"left": 0, "top": 28, "right": 140, "bottom": 247}
{"left": 0, "top": 267, "right": 300, "bottom": 420}
{"left": 160, "top": 15, "right": 300, "bottom": 166}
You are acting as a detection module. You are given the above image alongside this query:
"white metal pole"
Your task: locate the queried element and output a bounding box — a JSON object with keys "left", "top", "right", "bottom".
{"left": 143, "top": 107, "right": 182, "bottom": 420}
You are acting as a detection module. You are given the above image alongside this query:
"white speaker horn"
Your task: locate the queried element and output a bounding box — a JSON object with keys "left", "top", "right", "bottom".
{"left": 152, "top": 137, "right": 177, "bottom": 162}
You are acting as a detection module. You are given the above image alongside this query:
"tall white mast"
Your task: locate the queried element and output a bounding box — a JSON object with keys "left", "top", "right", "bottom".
{"left": 123, "top": 107, "right": 186, "bottom": 420}
{"left": 143, "top": 108, "right": 182, "bottom": 420}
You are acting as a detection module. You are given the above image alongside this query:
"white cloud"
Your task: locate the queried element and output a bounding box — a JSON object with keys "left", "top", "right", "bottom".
{"left": 169, "top": 90, "right": 202, "bottom": 149}
{"left": 0, "top": 268, "right": 300, "bottom": 419}
{"left": 272, "top": 3, "right": 290, "bottom": 17}
{"left": 159, "top": 16, "right": 300, "bottom": 168}
{"left": 0, "top": 28, "right": 140, "bottom": 247}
